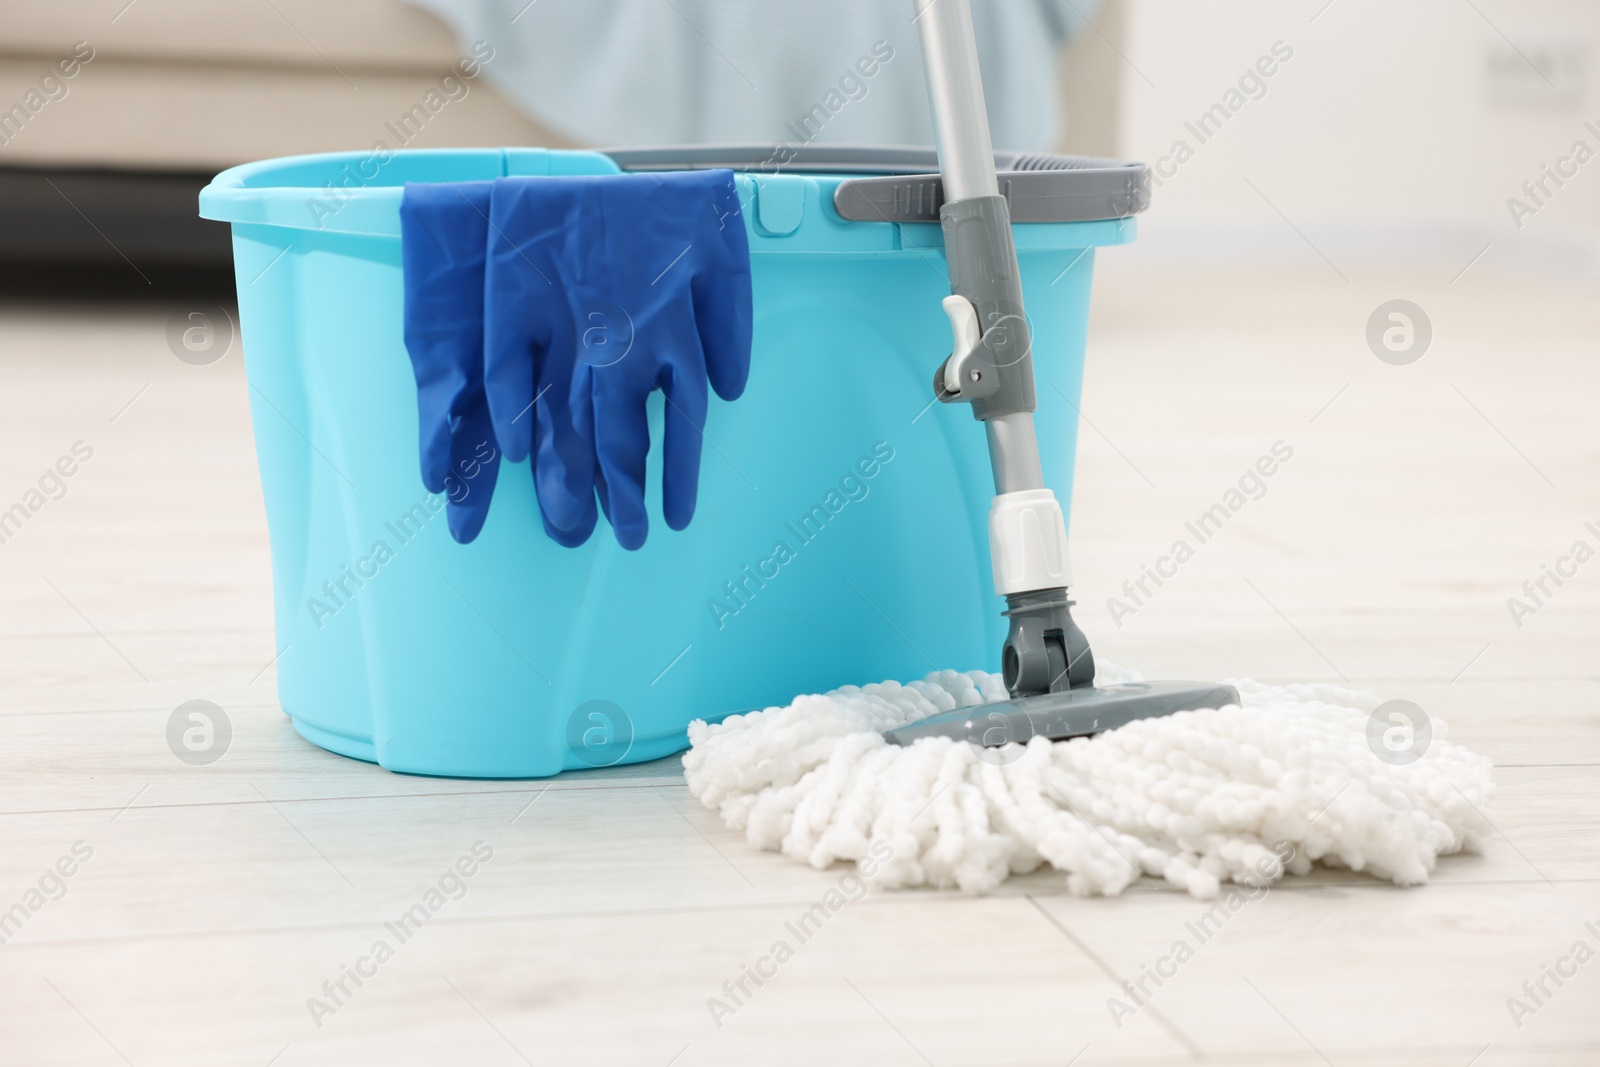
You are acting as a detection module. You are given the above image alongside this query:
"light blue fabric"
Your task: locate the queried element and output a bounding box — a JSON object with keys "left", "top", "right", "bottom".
{"left": 405, "top": 0, "right": 1097, "bottom": 151}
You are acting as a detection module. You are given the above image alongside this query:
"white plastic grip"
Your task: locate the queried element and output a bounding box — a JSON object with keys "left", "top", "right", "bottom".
{"left": 940, "top": 294, "right": 981, "bottom": 397}
{"left": 988, "top": 489, "right": 1073, "bottom": 595}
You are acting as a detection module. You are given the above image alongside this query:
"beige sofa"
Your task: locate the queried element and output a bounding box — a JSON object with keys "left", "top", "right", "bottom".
{"left": 0, "top": 0, "right": 559, "bottom": 170}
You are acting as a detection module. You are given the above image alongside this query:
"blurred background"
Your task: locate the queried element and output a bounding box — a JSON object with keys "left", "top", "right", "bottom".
{"left": 1, "top": 0, "right": 1595, "bottom": 293}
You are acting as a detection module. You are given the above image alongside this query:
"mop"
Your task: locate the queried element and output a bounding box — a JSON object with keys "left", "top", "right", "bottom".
{"left": 682, "top": 0, "right": 1497, "bottom": 898}
{"left": 684, "top": 665, "right": 1496, "bottom": 899}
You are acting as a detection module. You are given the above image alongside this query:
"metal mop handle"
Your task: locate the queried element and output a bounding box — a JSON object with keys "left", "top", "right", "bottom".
{"left": 913, "top": 0, "right": 1095, "bottom": 695}
{"left": 913, "top": 0, "right": 999, "bottom": 203}
{"left": 913, "top": 0, "right": 1044, "bottom": 496}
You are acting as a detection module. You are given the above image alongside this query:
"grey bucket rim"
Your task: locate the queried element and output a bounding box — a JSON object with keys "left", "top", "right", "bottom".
{"left": 602, "top": 143, "right": 1151, "bottom": 224}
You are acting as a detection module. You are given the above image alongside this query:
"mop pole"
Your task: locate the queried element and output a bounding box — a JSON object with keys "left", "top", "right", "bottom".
{"left": 913, "top": 0, "right": 1091, "bottom": 695}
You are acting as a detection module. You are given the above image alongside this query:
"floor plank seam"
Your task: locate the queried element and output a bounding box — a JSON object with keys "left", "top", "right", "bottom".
{"left": 0, "top": 780, "right": 694, "bottom": 818}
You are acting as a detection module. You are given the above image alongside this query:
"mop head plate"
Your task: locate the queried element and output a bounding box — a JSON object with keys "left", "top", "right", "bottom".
{"left": 683, "top": 668, "right": 1496, "bottom": 899}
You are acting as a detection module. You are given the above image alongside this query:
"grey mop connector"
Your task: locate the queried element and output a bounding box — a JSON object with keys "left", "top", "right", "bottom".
{"left": 884, "top": 0, "right": 1237, "bottom": 749}
{"left": 1001, "top": 587, "right": 1094, "bottom": 694}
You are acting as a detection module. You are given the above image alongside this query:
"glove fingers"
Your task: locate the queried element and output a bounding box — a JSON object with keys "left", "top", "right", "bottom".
{"left": 419, "top": 353, "right": 484, "bottom": 494}
{"left": 483, "top": 186, "right": 555, "bottom": 464}
{"left": 414, "top": 376, "right": 465, "bottom": 493}
{"left": 691, "top": 274, "right": 753, "bottom": 403}
{"left": 694, "top": 175, "right": 754, "bottom": 402}
{"left": 534, "top": 369, "right": 598, "bottom": 540}
{"left": 482, "top": 262, "right": 536, "bottom": 463}
{"left": 539, "top": 492, "right": 597, "bottom": 548}
{"left": 441, "top": 403, "right": 501, "bottom": 544}
{"left": 590, "top": 371, "right": 655, "bottom": 551}
{"left": 400, "top": 181, "right": 491, "bottom": 492}
{"left": 659, "top": 364, "right": 709, "bottom": 532}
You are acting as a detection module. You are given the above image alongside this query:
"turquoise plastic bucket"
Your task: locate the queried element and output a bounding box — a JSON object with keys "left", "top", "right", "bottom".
{"left": 199, "top": 147, "right": 1134, "bottom": 778}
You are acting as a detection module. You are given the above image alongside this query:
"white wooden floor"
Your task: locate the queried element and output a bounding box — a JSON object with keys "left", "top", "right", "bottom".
{"left": 1, "top": 263, "right": 1596, "bottom": 1066}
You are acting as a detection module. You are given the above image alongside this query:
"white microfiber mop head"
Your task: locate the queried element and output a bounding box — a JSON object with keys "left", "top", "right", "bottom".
{"left": 682, "top": 668, "right": 1496, "bottom": 899}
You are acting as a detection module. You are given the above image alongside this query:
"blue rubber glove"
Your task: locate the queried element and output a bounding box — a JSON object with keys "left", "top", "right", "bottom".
{"left": 484, "top": 170, "right": 752, "bottom": 549}
{"left": 481, "top": 178, "right": 598, "bottom": 548}
{"left": 399, "top": 180, "right": 501, "bottom": 544}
